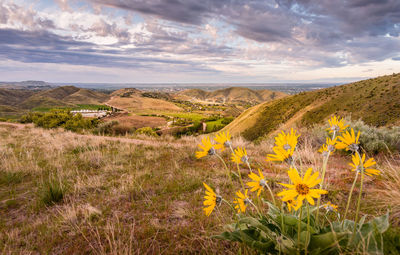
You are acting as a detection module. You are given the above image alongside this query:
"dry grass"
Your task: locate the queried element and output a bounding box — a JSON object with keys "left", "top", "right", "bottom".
{"left": 107, "top": 95, "right": 182, "bottom": 113}
{"left": 0, "top": 123, "right": 399, "bottom": 254}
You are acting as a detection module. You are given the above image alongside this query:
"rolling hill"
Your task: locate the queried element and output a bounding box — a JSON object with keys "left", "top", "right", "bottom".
{"left": 0, "top": 86, "right": 110, "bottom": 112}
{"left": 176, "top": 87, "right": 287, "bottom": 104}
{"left": 108, "top": 88, "right": 182, "bottom": 113}
{"left": 223, "top": 73, "right": 400, "bottom": 140}
{"left": 0, "top": 88, "right": 35, "bottom": 106}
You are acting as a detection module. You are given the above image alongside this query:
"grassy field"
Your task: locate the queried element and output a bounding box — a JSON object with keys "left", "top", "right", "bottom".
{"left": 1, "top": 123, "right": 399, "bottom": 254}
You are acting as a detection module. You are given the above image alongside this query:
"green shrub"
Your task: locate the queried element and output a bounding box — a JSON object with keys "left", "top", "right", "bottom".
{"left": 20, "top": 109, "right": 98, "bottom": 132}
{"left": 39, "top": 176, "right": 66, "bottom": 206}
{"left": 0, "top": 171, "right": 24, "bottom": 185}
{"left": 135, "top": 127, "right": 159, "bottom": 137}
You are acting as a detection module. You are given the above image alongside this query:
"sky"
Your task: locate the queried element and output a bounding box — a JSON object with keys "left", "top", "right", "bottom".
{"left": 0, "top": 0, "right": 399, "bottom": 83}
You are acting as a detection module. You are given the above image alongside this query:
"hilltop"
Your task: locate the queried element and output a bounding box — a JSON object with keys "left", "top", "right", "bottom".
{"left": 107, "top": 88, "right": 182, "bottom": 113}
{"left": 176, "top": 87, "right": 287, "bottom": 105}
{"left": 223, "top": 73, "right": 400, "bottom": 140}
{"left": 0, "top": 85, "right": 109, "bottom": 110}
{"left": 0, "top": 86, "right": 110, "bottom": 118}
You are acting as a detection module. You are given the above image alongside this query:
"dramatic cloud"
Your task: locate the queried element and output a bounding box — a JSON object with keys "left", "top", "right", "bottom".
{"left": 0, "top": 0, "right": 399, "bottom": 82}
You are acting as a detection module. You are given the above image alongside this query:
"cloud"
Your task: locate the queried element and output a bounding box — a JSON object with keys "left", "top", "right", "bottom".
{"left": 0, "top": 0, "right": 399, "bottom": 82}
{"left": 0, "top": 1, "right": 55, "bottom": 29}
{"left": 0, "top": 28, "right": 221, "bottom": 74}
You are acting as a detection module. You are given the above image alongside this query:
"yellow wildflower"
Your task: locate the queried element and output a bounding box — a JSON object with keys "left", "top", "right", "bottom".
{"left": 266, "top": 146, "right": 293, "bottom": 164}
{"left": 233, "top": 189, "right": 250, "bottom": 213}
{"left": 323, "top": 201, "right": 338, "bottom": 212}
{"left": 196, "top": 137, "right": 216, "bottom": 159}
{"left": 349, "top": 153, "right": 380, "bottom": 177}
{"left": 274, "top": 128, "right": 299, "bottom": 152}
{"left": 327, "top": 116, "right": 348, "bottom": 134}
{"left": 335, "top": 128, "right": 360, "bottom": 151}
{"left": 231, "top": 147, "right": 248, "bottom": 164}
{"left": 278, "top": 168, "right": 327, "bottom": 210}
{"left": 318, "top": 137, "right": 337, "bottom": 156}
{"left": 286, "top": 199, "right": 297, "bottom": 212}
{"left": 246, "top": 169, "right": 267, "bottom": 197}
{"left": 214, "top": 131, "right": 232, "bottom": 152}
{"left": 202, "top": 183, "right": 221, "bottom": 216}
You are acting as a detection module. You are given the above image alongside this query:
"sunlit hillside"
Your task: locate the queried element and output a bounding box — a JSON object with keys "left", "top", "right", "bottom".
{"left": 224, "top": 73, "right": 400, "bottom": 140}
{"left": 1, "top": 120, "right": 400, "bottom": 254}
{"left": 177, "top": 87, "right": 287, "bottom": 105}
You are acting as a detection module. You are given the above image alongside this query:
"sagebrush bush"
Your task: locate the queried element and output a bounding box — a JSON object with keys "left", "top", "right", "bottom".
{"left": 92, "top": 120, "right": 119, "bottom": 135}
{"left": 309, "top": 119, "right": 400, "bottom": 154}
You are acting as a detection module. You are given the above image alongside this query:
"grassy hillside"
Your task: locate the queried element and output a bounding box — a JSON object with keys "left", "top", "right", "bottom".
{"left": 18, "top": 95, "right": 74, "bottom": 109}
{"left": 0, "top": 89, "right": 35, "bottom": 106}
{"left": 107, "top": 94, "right": 183, "bottom": 114}
{"left": 0, "top": 86, "right": 110, "bottom": 112}
{"left": 1, "top": 123, "right": 399, "bottom": 254}
{"left": 177, "top": 87, "right": 286, "bottom": 104}
{"left": 224, "top": 73, "right": 400, "bottom": 140}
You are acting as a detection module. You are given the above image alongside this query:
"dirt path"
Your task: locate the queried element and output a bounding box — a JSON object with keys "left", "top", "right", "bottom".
{"left": 0, "top": 122, "right": 194, "bottom": 149}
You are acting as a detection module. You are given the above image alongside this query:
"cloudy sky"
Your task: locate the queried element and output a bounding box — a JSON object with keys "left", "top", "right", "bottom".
{"left": 0, "top": 0, "right": 399, "bottom": 83}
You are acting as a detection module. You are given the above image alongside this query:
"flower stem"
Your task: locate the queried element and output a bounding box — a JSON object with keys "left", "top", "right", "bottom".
{"left": 316, "top": 131, "right": 336, "bottom": 223}
{"left": 246, "top": 161, "right": 253, "bottom": 173}
{"left": 306, "top": 204, "right": 310, "bottom": 255}
{"left": 351, "top": 151, "right": 365, "bottom": 243}
{"left": 249, "top": 200, "right": 262, "bottom": 217}
{"left": 316, "top": 153, "right": 330, "bottom": 223}
{"left": 265, "top": 182, "right": 276, "bottom": 205}
{"left": 297, "top": 206, "right": 303, "bottom": 255}
{"left": 222, "top": 199, "right": 236, "bottom": 215}
{"left": 235, "top": 162, "right": 245, "bottom": 190}
{"left": 342, "top": 171, "right": 359, "bottom": 225}
{"left": 215, "top": 154, "right": 232, "bottom": 186}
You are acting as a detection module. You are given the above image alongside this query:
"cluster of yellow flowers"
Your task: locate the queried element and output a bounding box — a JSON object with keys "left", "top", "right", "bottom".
{"left": 198, "top": 115, "right": 380, "bottom": 219}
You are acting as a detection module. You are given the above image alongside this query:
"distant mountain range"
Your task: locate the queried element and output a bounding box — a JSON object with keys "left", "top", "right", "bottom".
{"left": 0, "top": 80, "right": 53, "bottom": 90}
{"left": 224, "top": 73, "right": 400, "bottom": 140}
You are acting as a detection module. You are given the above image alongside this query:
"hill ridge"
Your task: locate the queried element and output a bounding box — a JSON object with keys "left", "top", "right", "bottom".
{"left": 223, "top": 73, "right": 400, "bottom": 140}
{"left": 177, "top": 87, "right": 286, "bottom": 104}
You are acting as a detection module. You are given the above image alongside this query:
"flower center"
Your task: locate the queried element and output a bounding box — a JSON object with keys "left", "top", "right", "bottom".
{"left": 356, "top": 165, "right": 363, "bottom": 173}
{"left": 208, "top": 147, "right": 216, "bottom": 156}
{"left": 241, "top": 155, "right": 249, "bottom": 163}
{"left": 224, "top": 141, "right": 231, "bottom": 148}
{"left": 331, "top": 125, "right": 339, "bottom": 132}
{"left": 348, "top": 143, "right": 359, "bottom": 152}
{"left": 215, "top": 195, "right": 222, "bottom": 205}
{"left": 283, "top": 144, "right": 291, "bottom": 151}
{"left": 259, "top": 179, "right": 267, "bottom": 187}
{"left": 244, "top": 198, "right": 251, "bottom": 205}
{"left": 284, "top": 156, "right": 293, "bottom": 165}
{"left": 327, "top": 145, "right": 335, "bottom": 152}
{"left": 296, "top": 183, "right": 310, "bottom": 195}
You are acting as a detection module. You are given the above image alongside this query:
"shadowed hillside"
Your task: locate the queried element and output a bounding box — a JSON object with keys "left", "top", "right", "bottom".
{"left": 0, "top": 88, "right": 35, "bottom": 106}
{"left": 224, "top": 73, "right": 400, "bottom": 140}
{"left": 0, "top": 86, "right": 110, "bottom": 111}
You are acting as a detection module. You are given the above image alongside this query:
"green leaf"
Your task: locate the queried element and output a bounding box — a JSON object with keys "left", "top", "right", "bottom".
{"left": 309, "top": 231, "right": 348, "bottom": 251}
{"left": 299, "top": 231, "right": 311, "bottom": 248}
